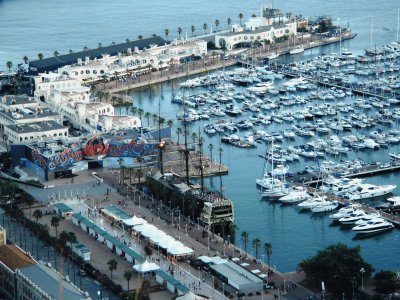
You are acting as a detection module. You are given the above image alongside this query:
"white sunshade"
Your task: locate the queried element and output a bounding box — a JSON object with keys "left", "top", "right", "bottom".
{"left": 176, "top": 291, "right": 209, "bottom": 300}
{"left": 134, "top": 224, "right": 193, "bottom": 256}
{"left": 133, "top": 260, "right": 160, "bottom": 273}
{"left": 122, "top": 215, "right": 147, "bottom": 227}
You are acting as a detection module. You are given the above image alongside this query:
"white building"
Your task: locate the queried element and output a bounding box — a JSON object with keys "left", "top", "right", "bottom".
{"left": 57, "top": 40, "right": 207, "bottom": 83}
{"left": 215, "top": 6, "right": 297, "bottom": 50}
{"left": 5, "top": 120, "right": 68, "bottom": 144}
{"left": 33, "top": 72, "right": 141, "bottom": 133}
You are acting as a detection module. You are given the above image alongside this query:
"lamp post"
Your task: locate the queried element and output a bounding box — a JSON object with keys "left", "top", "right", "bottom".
{"left": 207, "top": 236, "right": 210, "bottom": 250}
{"left": 360, "top": 267, "right": 365, "bottom": 290}
{"left": 197, "top": 217, "right": 200, "bottom": 230}
{"left": 171, "top": 212, "right": 174, "bottom": 226}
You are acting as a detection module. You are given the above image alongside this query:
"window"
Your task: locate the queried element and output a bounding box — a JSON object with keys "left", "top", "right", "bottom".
{"left": 100, "top": 70, "right": 104, "bottom": 74}
{"left": 86, "top": 70, "right": 90, "bottom": 74}
{"left": 93, "top": 70, "right": 97, "bottom": 74}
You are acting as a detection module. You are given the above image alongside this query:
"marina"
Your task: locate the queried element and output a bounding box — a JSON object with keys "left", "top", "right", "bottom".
{"left": 1, "top": 0, "right": 400, "bottom": 298}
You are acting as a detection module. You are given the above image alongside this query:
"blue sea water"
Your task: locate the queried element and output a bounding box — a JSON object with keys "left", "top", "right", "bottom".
{"left": 1, "top": 0, "right": 400, "bottom": 273}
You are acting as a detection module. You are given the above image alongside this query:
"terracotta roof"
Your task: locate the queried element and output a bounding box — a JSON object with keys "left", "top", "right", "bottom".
{"left": 0, "top": 244, "right": 36, "bottom": 271}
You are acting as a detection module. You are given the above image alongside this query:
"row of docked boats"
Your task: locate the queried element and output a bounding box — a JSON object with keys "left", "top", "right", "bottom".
{"left": 329, "top": 204, "right": 395, "bottom": 235}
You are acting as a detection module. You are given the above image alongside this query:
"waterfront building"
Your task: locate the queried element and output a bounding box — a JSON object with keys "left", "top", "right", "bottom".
{"left": 5, "top": 120, "right": 68, "bottom": 144}
{"left": 214, "top": 6, "right": 297, "bottom": 50}
{"left": 0, "top": 244, "right": 36, "bottom": 299}
{"left": 27, "top": 36, "right": 166, "bottom": 75}
{"left": 33, "top": 72, "right": 141, "bottom": 133}
{"left": 15, "top": 263, "right": 90, "bottom": 300}
{"left": 210, "top": 261, "right": 264, "bottom": 293}
{"left": 57, "top": 39, "right": 207, "bottom": 83}
{"left": 0, "top": 95, "right": 65, "bottom": 145}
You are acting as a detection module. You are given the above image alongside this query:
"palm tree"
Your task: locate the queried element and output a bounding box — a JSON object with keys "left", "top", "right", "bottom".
{"left": 137, "top": 108, "right": 144, "bottom": 123}
{"left": 152, "top": 34, "right": 157, "bottom": 38}
{"left": 123, "top": 270, "right": 133, "bottom": 291}
{"left": 252, "top": 238, "right": 261, "bottom": 259}
{"left": 264, "top": 243, "right": 272, "bottom": 271}
{"left": 137, "top": 35, "right": 143, "bottom": 40}
{"left": 164, "top": 29, "right": 169, "bottom": 41}
{"left": 53, "top": 50, "right": 59, "bottom": 57}
{"left": 241, "top": 231, "right": 249, "bottom": 253}
{"left": 177, "top": 27, "right": 182, "bottom": 39}
{"left": 239, "top": 13, "right": 244, "bottom": 26}
{"left": 98, "top": 42, "right": 102, "bottom": 48}
{"left": 111, "top": 96, "right": 118, "bottom": 106}
{"left": 130, "top": 106, "right": 138, "bottom": 117}
{"left": 176, "top": 128, "right": 182, "bottom": 145}
{"left": 152, "top": 113, "right": 158, "bottom": 126}
{"left": 158, "top": 117, "right": 165, "bottom": 129}
{"left": 215, "top": 19, "right": 220, "bottom": 32}
{"left": 167, "top": 119, "right": 173, "bottom": 128}
{"left": 208, "top": 144, "right": 214, "bottom": 162}
{"left": 37, "top": 53, "right": 44, "bottom": 60}
{"left": 191, "top": 132, "right": 198, "bottom": 145}
{"left": 126, "top": 38, "right": 130, "bottom": 43}
{"left": 51, "top": 216, "right": 60, "bottom": 238}
{"left": 107, "top": 259, "right": 118, "bottom": 281}
{"left": 33, "top": 209, "right": 43, "bottom": 223}
{"left": 227, "top": 18, "right": 232, "bottom": 30}
{"left": 26, "top": 196, "right": 35, "bottom": 220}
{"left": 83, "top": 46, "right": 88, "bottom": 51}
{"left": 23, "top": 56, "right": 29, "bottom": 64}
{"left": 6, "top": 61, "right": 12, "bottom": 72}
{"left": 103, "top": 91, "right": 110, "bottom": 103}
{"left": 144, "top": 112, "right": 151, "bottom": 127}
{"left": 203, "top": 23, "right": 207, "bottom": 34}
{"left": 191, "top": 25, "right": 196, "bottom": 37}
{"left": 95, "top": 90, "right": 104, "bottom": 102}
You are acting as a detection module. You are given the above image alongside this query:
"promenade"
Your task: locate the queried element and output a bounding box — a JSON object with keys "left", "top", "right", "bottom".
{"left": 92, "top": 33, "right": 355, "bottom": 98}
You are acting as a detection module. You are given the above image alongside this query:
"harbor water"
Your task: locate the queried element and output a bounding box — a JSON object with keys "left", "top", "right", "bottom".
{"left": 1, "top": 0, "right": 400, "bottom": 272}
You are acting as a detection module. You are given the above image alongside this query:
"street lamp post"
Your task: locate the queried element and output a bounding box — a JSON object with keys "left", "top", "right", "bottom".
{"left": 207, "top": 236, "right": 210, "bottom": 250}
{"left": 222, "top": 282, "right": 225, "bottom": 296}
{"left": 197, "top": 217, "right": 200, "bottom": 230}
{"left": 360, "top": 267, "right": 365, "bottom": 289}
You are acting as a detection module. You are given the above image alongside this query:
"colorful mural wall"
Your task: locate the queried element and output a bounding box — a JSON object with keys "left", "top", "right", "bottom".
{"left": 31, "top": 144, "right": 83, "bottom": 171}
{"left": 83, "top": 136, "right": 109, "bottom": 159}
{"left": 107, "top": 140, "right": 159, "bottom": 158}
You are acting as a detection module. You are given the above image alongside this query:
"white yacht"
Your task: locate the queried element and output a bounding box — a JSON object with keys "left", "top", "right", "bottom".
{"left": 290, "top": 46, "right": 305, "bottom": 55}
{"left": 279, "top": 187, "right": 310, "bottom": 204}
{"left": 311, "top": 200, "right": 339, "bottom": 213}
{"left": 320, "top": 177, "right": 363, "bottom": 197}
{"left": 352, "top": 219, "right": 394, "bottom": 234}
{"left": 297, "top": 194, "right": 326, "bottom": 209}
{"left": 344, "top": 183, "right": 397, "bottom": 201}
{"left": 339, "top": 210, "right": 370, "bottom": 225}
{"left": 329, "top": 205, "right": 362, "bottom": 221}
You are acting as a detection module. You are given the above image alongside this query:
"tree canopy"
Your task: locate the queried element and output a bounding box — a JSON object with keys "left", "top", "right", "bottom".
{"left": 374, "top": 270, "right": 400, "bottom": 295}
{"left": 298, "top": 243, "right": 374, "bottom": 297}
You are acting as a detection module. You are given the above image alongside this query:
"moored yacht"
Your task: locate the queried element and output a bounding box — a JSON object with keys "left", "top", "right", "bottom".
{"left": 344, "top": 183, "right": 397, "bottom": 201}
{"left": 279, "top": 186, "right": 310, "bottom": 204}
{"left": 352, "top": 219, "right": 394, "bottom": 234}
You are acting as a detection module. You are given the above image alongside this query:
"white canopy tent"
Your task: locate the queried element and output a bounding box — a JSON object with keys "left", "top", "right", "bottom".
{"left": 176, "top": 291, "right": 209, "bottom": 300}
{"left": 133, "top": 223, "right": 193, "bottom": 256}
{"left": 122, "top": 216, "right": 147, "bottom": 227}
{"left": 133, "top": 260, "right": 160, "bottom": 273}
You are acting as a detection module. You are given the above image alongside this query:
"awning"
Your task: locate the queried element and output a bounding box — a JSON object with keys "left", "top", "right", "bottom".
{"left": 176, "top": 291, "right": 209, "bottom": 300}
{"left": 133, "top": 260, "right": 160, "bottom": 273}
{"left": 122, "top": 215, "right": 147, "bottom": 227}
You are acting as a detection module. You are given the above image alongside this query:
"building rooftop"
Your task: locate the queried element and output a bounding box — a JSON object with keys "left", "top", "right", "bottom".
{"left": 0, "top": 108, "right": 58, "bottom": 122}
{"left": 18, "top": 263, "right": 89, "bottom": 300}
{"left": 0, "top": 244, "right": 36, "bottom": 271}
{"left": 101, "top": 205, "right": 131, "bottom": 220}
{"left": 220, "top": 23, "right": 289, "bottom": 37}
{"left": 0, "top": 95, "right": 36, "bottom": 106}
{"left": 211, "top": 261, "right": 263, "bottom": 286}
{"left": 54, "top": 202, "right": 73, "bottom": 213}
{"left": 29, "top": 36, "right": 166, "bottom": 74}
{"left": 6, "top": 120, "right": 65, "bottom": 134}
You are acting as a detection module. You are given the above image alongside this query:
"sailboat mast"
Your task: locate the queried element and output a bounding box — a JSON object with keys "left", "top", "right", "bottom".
{"left": 183, "top": 96, "right": 190, "bottom": 185}
{"left": 158, "top": 96, "right": 164, "bottom": 174}
{"left": 370, "top": 16, "right": 374, "bottom": 49}
{"left": 397, "top": 8, "right": 399, "bottom": 42}
{"left": 198, "top": 127, "right": 204, "bottom": 192}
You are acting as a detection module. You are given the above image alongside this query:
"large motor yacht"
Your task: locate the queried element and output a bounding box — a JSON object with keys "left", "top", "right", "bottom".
{"left": 352, "top": 219, "right": 394, "bottom": 234}
{"left": 343, "top": 183, "right": 396, "bottom": 201}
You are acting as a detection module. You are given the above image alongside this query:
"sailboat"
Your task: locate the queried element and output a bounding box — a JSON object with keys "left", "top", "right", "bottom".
{"left": 289, "top": 36, "right": 304, "bottom": 55}
{"left": 256, "top": 141, "right": 290, "bottom": 199}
